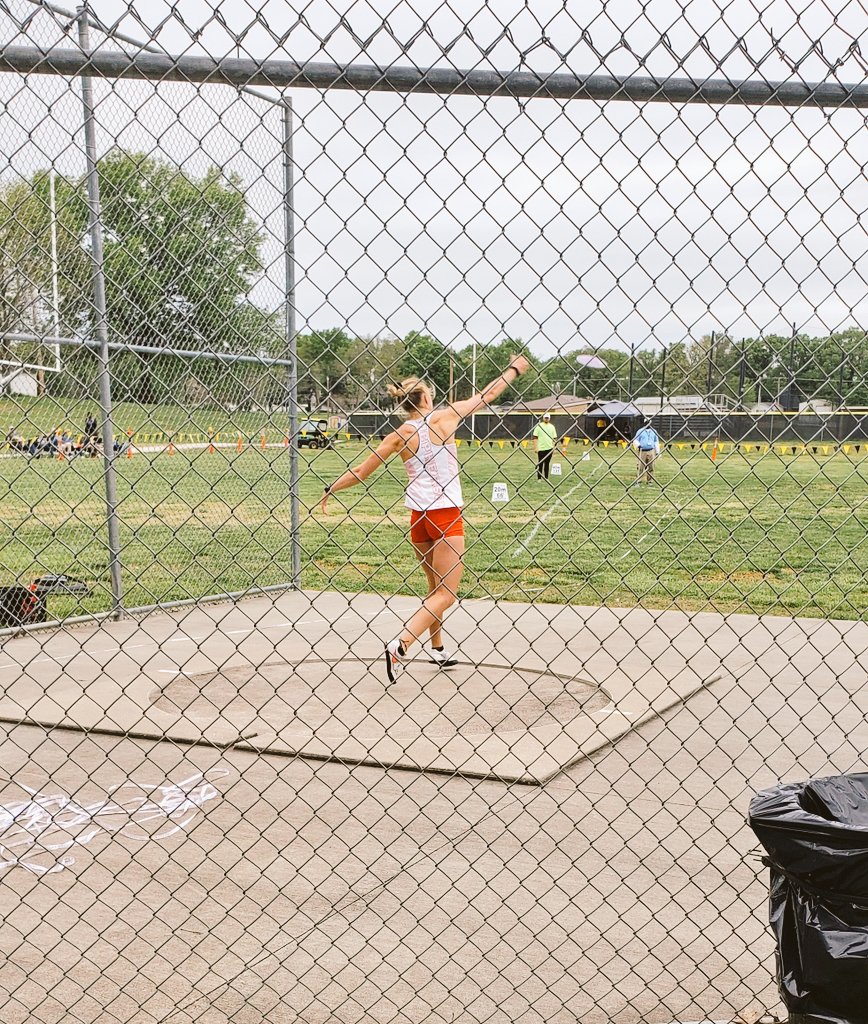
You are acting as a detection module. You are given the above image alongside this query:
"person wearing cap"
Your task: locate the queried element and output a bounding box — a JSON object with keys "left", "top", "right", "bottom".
{"left": 633, "top": 419, "right": 661, "bottom": 485}
{"left": 533, "top": 412, "right": 558, "bottom": 480}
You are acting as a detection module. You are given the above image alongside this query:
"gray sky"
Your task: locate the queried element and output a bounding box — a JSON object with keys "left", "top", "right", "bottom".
{"left": 0, "top": 0, "right": 866, "bottom": 358}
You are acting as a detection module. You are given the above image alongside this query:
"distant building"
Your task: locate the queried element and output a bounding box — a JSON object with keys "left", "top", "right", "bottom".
{"left": 499, "top": 394, "right": 591, "bottom": 416}
{"left": 0, "top": 369, "right": 39, "bottom": 397}
{"left": 798, "top": 399, "right": 835, "bottom": 416}
{"left": 633, "top": 397, "right": 684, "bottom": 416}
{"left": 634, "top": 395, "right": 733, "bottom": 415}
{"left": 746, "top": 401, "right": 784, "bottom": 415}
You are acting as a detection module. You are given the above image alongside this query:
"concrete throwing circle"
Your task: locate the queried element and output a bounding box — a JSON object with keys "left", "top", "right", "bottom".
{"left": 150, "top": 657, "right": 609, "bottom": 742}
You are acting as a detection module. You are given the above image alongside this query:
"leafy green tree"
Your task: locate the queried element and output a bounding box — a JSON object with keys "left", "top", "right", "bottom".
{"left": 399, "top": 331, "right": 453, "bottom": 399}
{"left": 296, "top": 327, "right": 354, "bottom": 409}
{"left": 540, "top": 347, "right": 629, "bottom": 400}
{"left": 457, "top": 338, "right": 540, "bottom": 402}
{"left": 88, "top": 152, "right": 263, "bottom": 350}
{"left": 0, "top": 154, "right": 270, "bottom": 404}
{"left": 88, "top": 152, "right": 266, "bottom": 402}
{"left": 340, "top": 334, "right": 407, "bottom": 410}
{"left": 731, "top": 329, "right": 868, "bottom": 407}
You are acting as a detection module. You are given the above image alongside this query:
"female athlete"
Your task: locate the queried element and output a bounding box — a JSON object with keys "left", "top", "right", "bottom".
{"left": 320, "top": 354, "right": 530, "bottom": 681}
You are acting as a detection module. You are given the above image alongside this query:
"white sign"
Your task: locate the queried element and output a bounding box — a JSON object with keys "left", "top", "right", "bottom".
{"left": 551, "top": 463, "right": 562, "bottom": 476}
{"left": 491, "top": 482, "right": 510, "bottom": 503}
{"left": 581, "top": 452, "right": 591, "bottom": 462}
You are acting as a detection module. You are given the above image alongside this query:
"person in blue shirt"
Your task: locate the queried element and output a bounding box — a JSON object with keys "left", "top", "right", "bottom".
{"left": 633, "top": 420, "right": 661, "bottom": 485}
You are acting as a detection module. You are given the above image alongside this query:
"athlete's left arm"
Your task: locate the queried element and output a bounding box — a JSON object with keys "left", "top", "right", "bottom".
{"left": 429, "top": 355, "right": 531, "bottom": 440}
{"left": 320, "top": 432, "right": 403, "bottom": 514}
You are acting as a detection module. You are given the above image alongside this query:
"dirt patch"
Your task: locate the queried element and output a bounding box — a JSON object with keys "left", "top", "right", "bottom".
{"left": 697, "top": 570, "right": 781, "bottom": 584}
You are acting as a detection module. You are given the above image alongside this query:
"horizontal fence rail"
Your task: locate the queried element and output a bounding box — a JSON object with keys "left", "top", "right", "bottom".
{"left": 1, "top": 330, "right": 297, "bottom": 368}
{"left": 1, "top": 44, "right": 868, "bottom": 107}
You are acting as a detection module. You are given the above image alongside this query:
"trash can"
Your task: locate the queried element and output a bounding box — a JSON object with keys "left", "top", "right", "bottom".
{"left": 749, "top": 773, "right": 868, "bottom": 1024}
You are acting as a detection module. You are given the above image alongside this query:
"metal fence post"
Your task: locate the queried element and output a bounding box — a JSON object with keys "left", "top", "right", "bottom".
{"left": 78, "top": 5, "right": 124, "bottom": 616}
{"left": 282, "top": 96, "right": 301, "bottom": 588}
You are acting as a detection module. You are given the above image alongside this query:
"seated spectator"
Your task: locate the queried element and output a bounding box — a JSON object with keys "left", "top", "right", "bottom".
{"left": 83, "top": 413, "right": 98, "bottom": 456}
{"left": 6, "top": 429, "right": 26, "bottom": 453}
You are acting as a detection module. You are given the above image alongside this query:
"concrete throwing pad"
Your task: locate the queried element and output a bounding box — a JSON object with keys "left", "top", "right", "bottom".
{"left": 150, "top": 657, "right": 611, "bottom": 782}
{"left": 0, "top": 588, "right": 738, "bottom": 784}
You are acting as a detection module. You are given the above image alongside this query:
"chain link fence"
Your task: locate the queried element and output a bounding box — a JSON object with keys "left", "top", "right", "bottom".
{"left": 0, "top": 1, "right": 866, "bottom": 1022}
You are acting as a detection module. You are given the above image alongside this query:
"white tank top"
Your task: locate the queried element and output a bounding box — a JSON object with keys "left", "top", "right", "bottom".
{"left": 403, "top": 416, "right": 463, "bottom": 511}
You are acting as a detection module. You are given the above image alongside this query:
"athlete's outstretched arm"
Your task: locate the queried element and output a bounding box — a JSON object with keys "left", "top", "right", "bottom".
{"left": 320, "top": 432, "right": 403, "bottom": 513}
{"left": 448, "top": 354, "right": 530, "bottom": 421}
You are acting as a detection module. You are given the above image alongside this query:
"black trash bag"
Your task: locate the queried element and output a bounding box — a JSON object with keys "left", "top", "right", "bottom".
{"left": 749, "top": 774, "right": 868, "bottom": 1024}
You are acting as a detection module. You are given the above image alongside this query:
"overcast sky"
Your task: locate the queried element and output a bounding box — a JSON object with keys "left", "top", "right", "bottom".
{"left": 0, "top": 0, "right": 866, "bottom": 359}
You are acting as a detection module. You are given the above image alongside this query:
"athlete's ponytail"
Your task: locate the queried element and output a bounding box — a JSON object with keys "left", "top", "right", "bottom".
{"left": 387, "top": 377, "right": 433, "bottom": 416}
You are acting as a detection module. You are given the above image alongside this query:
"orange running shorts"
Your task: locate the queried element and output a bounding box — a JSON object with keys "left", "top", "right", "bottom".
{"left": 409, "top": 507, "right": 464, "bottom": 544}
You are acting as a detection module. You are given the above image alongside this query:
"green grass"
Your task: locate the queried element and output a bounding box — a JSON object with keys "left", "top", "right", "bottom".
{"left": 0, "top": 396, "right": 299, "bottom": 443}
{"left": 0, "top": 438, "right": 865, "bottom": 621}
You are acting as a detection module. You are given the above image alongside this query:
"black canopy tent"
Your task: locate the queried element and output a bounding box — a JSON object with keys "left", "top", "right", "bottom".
{"left": 585, "top": 400, "right": 643, "bottom": 442}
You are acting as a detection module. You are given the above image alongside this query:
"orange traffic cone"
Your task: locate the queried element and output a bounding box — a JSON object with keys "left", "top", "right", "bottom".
{"left": 237, "top": 435, "right": 243, "bottom": 453}
{"left": 283, "top": 435, "right": 289, "bottom": 448}
{"left": 208, "top": 427, "right": 215, "bottom": 454}
{"left": 127, "top": 429, "right": 133, "bottom": 459}
{"left": 168, "top": 440, "right": 175, "bottom": 456}
{"left": 261, "top": 434, "right": 267, "bottom": 450}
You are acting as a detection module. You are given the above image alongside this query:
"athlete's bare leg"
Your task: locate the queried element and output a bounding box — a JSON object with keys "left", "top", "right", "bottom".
{"left": 401, "top": 535, "right": 464, "bottom": 650}
{"left": 412, "top": 539, "right": 444, "bottom": 648}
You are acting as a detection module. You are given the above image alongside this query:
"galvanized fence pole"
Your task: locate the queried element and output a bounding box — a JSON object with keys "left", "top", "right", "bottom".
{"left": 78, "top": 5, "right": 123, "bottom": 616}
{"left": 282, "top": 96, "right": 301, "bottom": 587}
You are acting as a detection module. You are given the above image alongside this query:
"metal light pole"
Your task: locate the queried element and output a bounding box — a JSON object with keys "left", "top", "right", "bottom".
{"left": 48, "top": 168, "right": 61, "bottom": 371}
{"left": 788, "top": 322, "right": 798, "bottom": 412}
{"left": 627, "top": 342, "right": 635, "bottom": 398}
{"left": 706, "top": 331, "right": 716, "bottom": 401}
{"left": 282, "top": 97, "right": 301, "bottom": 588}
{"left": 659, "top": 346, "right": 667, "bottom": 408}
{"left": 470, "top": 339, "right": 477, "bottom": 440}
{"left": 78, "top": 6, "right": 123, "bottom": 616}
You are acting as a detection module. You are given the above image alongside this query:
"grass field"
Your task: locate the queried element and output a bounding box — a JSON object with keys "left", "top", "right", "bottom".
{"left": 0, "top": 396, "right": 296, "bottom": 442}
{"left": 1, "top": 436, "right": 865, "bottom": 621}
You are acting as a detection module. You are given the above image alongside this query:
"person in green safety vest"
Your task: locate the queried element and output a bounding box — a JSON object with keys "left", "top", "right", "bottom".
{"left": 533, "top": 413, "right": 558, "bottom": 480}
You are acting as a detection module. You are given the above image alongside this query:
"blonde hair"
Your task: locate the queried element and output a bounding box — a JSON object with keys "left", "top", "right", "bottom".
{"left": 387, "top": 377, "right": 433, "bottom": 415}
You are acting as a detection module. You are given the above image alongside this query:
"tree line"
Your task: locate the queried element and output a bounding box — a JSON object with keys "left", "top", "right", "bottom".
{"left": 301, "top": 328, "right": 868, "bottom": 411}
{"left": 2, "top": 151, "right": 866, "bottom": 412}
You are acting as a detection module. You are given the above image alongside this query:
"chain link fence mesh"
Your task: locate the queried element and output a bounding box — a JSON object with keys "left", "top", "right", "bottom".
{"left": 0, "top": 1, "right": 866, "bottom": 1022}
